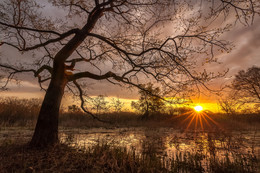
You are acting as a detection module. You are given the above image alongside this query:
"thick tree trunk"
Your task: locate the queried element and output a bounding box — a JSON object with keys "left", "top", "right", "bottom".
{"left": 30, "top": 64, "right": 67, "bottom": 148}
{"left": 29, "top": 6, "right": 104, "bottom": 148}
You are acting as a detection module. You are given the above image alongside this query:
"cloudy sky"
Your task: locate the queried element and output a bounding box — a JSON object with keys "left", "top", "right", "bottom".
{"left": 197, "top": 16, "right": 260, "bottom": 100}
{"left": 0, "top": 1, "right": 260, "bottom": 110}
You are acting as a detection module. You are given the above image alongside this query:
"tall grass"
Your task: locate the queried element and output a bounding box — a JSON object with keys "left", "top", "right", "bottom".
{"left": 0, "top": 97, "right": 41, "bottom": 126}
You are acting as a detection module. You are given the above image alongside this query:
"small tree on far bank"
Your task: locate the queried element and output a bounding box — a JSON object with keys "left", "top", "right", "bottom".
{"left": 131, "top": 83, "right": 165, "bottom": 119}
{"left": 110, "top": 97, "right": 124, "bottom": 113}
{"left": 87, "top": 95, "right": 108, "bottom": 114}
{"left": 218, "top": 96, "right": 242, "bottom": 115}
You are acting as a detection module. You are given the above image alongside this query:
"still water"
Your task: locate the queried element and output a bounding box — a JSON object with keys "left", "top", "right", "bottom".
{"left": 1, "top": 127, "right": 259, "bottom": 160}
{"left": 59, "top": 127, "right": 260, "bottom": 160}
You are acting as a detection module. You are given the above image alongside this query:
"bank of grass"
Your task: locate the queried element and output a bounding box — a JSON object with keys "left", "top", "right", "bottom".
{"left": 0, "top": 140, "right": 258, "bottom": 173}
{"left": 0, "top": 97, "right": 260, "bottom": 130}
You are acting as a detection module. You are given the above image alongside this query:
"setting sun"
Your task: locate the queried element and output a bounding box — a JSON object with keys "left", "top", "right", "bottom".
{"left": 194, "top": 105, "right": 203, "bottom": 112}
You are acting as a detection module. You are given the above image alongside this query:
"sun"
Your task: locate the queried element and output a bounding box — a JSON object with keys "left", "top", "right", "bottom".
{"left": 194, "top": 105, "right": 203, "bottom": 112}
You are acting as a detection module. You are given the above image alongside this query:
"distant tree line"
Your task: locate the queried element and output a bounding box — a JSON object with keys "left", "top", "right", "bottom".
{"left": 68, "top": 96, "right": 125, "bottom": 114}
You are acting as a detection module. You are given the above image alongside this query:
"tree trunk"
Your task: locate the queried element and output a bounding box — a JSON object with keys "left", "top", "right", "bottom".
{"left": 29, "top": 6, "right": 104, "bottom": 148}
{"left": 30, "top": 65, "right": 66, "bottom": 148}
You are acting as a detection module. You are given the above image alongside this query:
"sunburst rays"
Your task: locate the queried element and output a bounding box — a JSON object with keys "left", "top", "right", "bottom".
{"left": 172, "top": 107, "right": 220, "bottom": 131}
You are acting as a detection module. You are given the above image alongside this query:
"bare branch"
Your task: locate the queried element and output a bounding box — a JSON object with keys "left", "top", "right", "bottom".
{"left": 0, "top": 21, "right": 61, "bottom": 36}
{"left": 1, "top": 28, "right": 80, "bottom": 51}
{"left": 72, "top": 80, "right": 112, "bottom": 124}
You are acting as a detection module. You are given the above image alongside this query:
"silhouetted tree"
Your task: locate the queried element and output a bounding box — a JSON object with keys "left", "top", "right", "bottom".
{"left": 110, "top": 97, "right": 124, "bottom": 113}
{"left": 218, "top": 67, "right": 260, "bottom": 114}
{"left": 232, "top": 66, "right": 260, "bottom": 102}
{"left": 218, "top": 97, "right": 242, "bottom": 115}
{"left": 0, "top": 0, "right": 259, "bottom": 147}
{"left": 87, "top": 95, "right": 108, "bottom": 114}
{"left": 131, "top": 83, "right": 165, "bottom": 119}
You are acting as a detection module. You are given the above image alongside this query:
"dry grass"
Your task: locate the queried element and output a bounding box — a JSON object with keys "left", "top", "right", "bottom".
{"left": 0, "top": 141, "right": 175, "bottom": 173}
{"left": 0, "top": 140, "right": 258, "bottom": 173}
{"left": 0, "top": 97, "right": 40, "bottom": 127}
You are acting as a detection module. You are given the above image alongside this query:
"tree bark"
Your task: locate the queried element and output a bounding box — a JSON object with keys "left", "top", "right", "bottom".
{"left": 30, "top": 64, "right": 67, "bottom": 148}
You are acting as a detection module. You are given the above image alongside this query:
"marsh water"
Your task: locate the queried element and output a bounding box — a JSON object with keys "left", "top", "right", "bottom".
{"left": 60, "top": 128, "right": 260, "bottom": 160}
{"left": 2, "top": 127, "right": 259, "bottom": 161}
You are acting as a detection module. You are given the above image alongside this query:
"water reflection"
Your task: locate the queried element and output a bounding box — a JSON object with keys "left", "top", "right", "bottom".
{"left": 0, "top": 127, "right": 258, "bottom": 171}
{"left": 60, "top": 127, "right": 260, "bottom": 162}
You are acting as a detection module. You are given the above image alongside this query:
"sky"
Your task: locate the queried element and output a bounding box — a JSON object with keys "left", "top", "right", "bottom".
{"left": 0, "top": 1, "right": 260, "bottom": 112}
{"left": 194, "top": 16, "right": 260, "bottom": 100}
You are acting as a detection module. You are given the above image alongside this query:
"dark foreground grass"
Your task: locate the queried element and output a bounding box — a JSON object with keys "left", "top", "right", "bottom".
{"left": 0, "top": 141, "right": 259, "bottom": 173}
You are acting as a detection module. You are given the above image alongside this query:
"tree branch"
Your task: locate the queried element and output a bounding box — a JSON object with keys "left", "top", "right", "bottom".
{"left": 0, "top": 21, "right": 61, "bottom": 35}
{"left": 72, "top": 80, "right": 112, "bottom": 124}
{"left": 1, "top": 28, "right": 80, "bottom": 51}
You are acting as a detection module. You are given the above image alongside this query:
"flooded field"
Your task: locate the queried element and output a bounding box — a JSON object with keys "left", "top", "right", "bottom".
{"left": 60, "top": 128, "right": 260, "bottom": 161}
{"left": 1, "top": 127, "right": 259, "bottom": 162}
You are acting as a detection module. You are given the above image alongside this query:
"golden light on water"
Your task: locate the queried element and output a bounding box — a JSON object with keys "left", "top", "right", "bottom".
{"left": 194, "top": 105, "right": 203, "bottom": 112}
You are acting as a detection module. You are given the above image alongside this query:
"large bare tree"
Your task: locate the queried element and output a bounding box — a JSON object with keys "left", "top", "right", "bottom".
{"left": 0, "top": 0, "right": 259, "bottom": 147}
